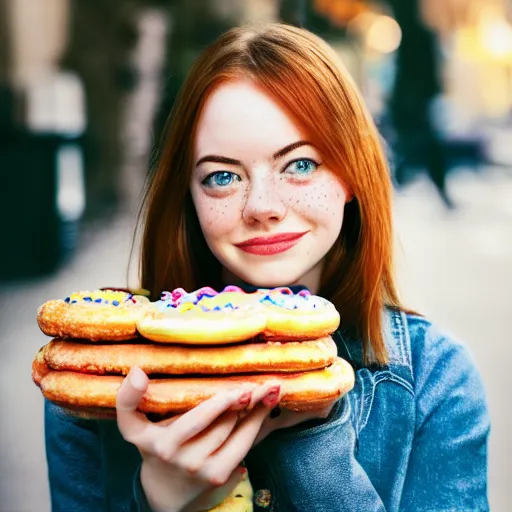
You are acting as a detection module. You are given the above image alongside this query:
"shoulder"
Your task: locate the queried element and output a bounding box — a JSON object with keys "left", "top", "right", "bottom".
{"left": 402, "top": 312, "right": 480, "bottom": 384}
{"left": 399, "top": 312, "right": 489, "bottom": 429}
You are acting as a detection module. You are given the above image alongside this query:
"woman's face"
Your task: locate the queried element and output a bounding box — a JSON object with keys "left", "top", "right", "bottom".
{"left": 190, "top": 79, "right": 350, "bottom": 292}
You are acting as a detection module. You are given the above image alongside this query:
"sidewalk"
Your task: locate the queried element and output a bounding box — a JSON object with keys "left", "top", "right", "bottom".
{"left": 394, "top": 167, "right": 511, "bottom": 512}
{"left": 0, "top": 166, "right": 510, "bottom": 511}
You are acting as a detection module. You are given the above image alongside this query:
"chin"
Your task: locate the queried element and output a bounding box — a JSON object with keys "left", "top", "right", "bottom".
{"left": 233, "top": 267, "right": 305, "bottom": 289}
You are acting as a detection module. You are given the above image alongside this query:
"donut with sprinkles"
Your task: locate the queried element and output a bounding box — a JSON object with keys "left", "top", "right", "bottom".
{"left": 37, "top": 290, "right": 150, "bottom": 341}
{"left": 136, "top": 286, "right": 268, "bottom": 344}
{"left": 136, "top": 286, "right": 339, "bottom": 344}
{"left": 258, "top": 287, "right": 341, "bottom": 340}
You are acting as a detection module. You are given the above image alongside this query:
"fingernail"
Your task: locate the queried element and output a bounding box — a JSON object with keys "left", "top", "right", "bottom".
{"left": 129, "top": 366, "right": 147, "bottom": 391}
{"left": 270, "top": 406, "right": 282, "bottom": 419}
{"left": 238, "top": 392, "right": 251, "bottom": 406}
{"left": 237, "top": 466, "right": 247, "bottom": 475}
{"left": 263, "top": 386, "right": 280, "bottom": 407}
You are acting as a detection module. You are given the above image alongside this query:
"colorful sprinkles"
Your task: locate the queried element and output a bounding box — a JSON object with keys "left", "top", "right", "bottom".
{"left": 64, "top": 290, "right": 137, "bottom": 306}
{"left": 155, "top": 286, "right": 325, "bottom": 313}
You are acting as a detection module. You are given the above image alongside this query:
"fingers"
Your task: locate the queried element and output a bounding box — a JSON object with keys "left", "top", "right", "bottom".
{"left": 174, "top": 411, "right": 239, "bottom": 475}
{"left": 247, "top": 379, "right": 281, "bottom": 410}
{"left": 168, "top": 385, "right": 256, "bottom": 446}
{"left": 199, "top": 383, "right": 281, "bottom": 485}
{"left": 117, "top": 375, "right": 285, "bottom": 491}
{"left": 151, "top": 385, "right": 255, "bottom": 463}
{"left": 116, "top": 366, "right": 155, "bottom": 448}
{"left": 203, "top": 406, "right": 268, "bottom": 485}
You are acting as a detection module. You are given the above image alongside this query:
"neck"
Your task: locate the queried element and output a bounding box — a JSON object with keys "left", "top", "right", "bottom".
{"left": 221, "top": 260, "right": 323, "bottom": 294}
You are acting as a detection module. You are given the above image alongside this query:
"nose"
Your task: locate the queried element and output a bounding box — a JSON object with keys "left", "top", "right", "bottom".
{"left": 242, "top": 179, "right": 287, "bottom": 226}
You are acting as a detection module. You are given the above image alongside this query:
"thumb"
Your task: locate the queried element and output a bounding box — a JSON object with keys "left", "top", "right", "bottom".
{"left": 116, "top": 366, "right": 149, "bottom": 410}
{"left": 116, "top": 366, "right": 152, "bottom": 445}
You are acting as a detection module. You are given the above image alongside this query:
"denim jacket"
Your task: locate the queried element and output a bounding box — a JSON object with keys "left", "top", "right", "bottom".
{"left": 44, "top": 308, "right": 490, "bottom": 512}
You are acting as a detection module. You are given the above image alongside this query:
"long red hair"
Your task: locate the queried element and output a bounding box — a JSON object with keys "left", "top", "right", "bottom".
{"left": 137, "top": 23, "right": 402, "bottom": 365}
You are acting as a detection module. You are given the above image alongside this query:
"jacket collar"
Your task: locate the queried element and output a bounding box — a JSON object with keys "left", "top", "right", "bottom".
{"left": 237, "top": 283, "right": 310, "bottom": 294}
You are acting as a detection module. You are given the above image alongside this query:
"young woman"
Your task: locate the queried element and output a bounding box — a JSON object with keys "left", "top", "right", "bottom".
{"left": 45, "top": 23, "right": 490, "bottom": 512}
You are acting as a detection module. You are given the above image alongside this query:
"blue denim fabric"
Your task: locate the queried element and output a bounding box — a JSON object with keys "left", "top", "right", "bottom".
{"left": 246, "top": 310, "right": 490, "bottom": 512}
{"left": 44, "top": 309, "right": 490, "bottom": 511}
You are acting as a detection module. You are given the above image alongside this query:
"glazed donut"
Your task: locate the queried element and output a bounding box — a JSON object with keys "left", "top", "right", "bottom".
{"left": 32, "top": 357, "right": 354, "bottom": 417}
{"left": 137, "top": 287, "right": 268, "bottom": 344}
{"left": 39, "top": 336, "right": 338, "bottom": 375}
{"left": 137, "top": 286, "right": 339, "bottom": 344}
{"left": 257, "top": 287, "right": 340, "bottom": 340}
{"left": 37, "top": 290, "right": 150, "bottom": 342}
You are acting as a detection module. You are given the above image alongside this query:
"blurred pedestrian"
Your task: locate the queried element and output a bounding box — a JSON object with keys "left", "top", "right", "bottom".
{"left": 387, "top": 0, "right": 455, "bottom": 208}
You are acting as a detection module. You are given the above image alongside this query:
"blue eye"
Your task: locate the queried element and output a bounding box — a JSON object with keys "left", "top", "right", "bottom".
{"left": 284, "top": 158, "right": 318, "bottom": 176}
{"left": 202, "top": 171, "right": 240, "bottom": 188}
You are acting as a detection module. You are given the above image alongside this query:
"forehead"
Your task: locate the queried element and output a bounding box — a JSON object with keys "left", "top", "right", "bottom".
{"left": 195, "top": 79, "right": 306, "bottom": 156}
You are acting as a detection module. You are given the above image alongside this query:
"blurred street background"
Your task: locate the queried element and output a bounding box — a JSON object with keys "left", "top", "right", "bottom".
{"left": 0, "top": 0, "right": 511, "bottom": 510}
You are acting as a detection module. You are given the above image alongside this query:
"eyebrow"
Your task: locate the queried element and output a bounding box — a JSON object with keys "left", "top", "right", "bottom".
{"left": 195, "top": 155, "right": 241, "bottom": 167}
{"left": 272, "top": 140, "right": 312, "bottom": 159}
{"left": 195, "top": 140, "right": 312, "bottom": 167}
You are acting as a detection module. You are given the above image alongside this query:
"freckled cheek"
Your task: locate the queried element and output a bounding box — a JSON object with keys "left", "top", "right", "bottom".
{"left": 284, "top": 180, "right": 346, "bottom": 223}
{"left": 195, "top": 196, "right": 243, "bottom": 238}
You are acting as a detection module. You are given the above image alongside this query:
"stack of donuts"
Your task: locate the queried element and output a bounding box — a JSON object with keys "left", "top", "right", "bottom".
{"left": 33, "top": 286, "right": 355, "bottom": 512}
{"left": 32, "top": 286, "right": 354, "bottom": 419}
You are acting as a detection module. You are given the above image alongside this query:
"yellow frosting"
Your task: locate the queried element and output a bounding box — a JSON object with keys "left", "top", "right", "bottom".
{"left": 66, "top": 290, "right": 132, "bottom": 304}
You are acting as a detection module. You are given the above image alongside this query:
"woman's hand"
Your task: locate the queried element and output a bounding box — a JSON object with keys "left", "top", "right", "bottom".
{"left": 115, "top": 366, "right": 280, "bottom": 512}
{"left": 255, "top": 404, "right": 334, "bottom": 446}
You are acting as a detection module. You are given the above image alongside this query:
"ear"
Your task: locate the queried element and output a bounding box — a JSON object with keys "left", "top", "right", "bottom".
{"left": 342, "top": 181, "right": 354, "bottom": 203}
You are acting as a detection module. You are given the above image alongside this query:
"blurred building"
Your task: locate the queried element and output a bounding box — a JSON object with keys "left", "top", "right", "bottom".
{"left": 4, "top": 0, "right": 512, "bottom": 145}
{"left": 1, "top": 0, "right": 87, "bottom": 280}
{"left": 5, "top": 0, "right": 68, "bottom": 86}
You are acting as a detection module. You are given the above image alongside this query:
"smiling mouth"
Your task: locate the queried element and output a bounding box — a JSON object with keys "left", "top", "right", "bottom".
{"left": 235, "top": 231, "right": 309, "bottom": 256}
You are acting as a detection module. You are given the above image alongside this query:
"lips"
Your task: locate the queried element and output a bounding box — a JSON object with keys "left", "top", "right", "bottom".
{"left": 235, "top": 231, "right": 309, "bottom": 256}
